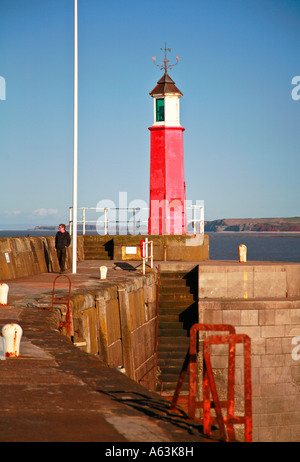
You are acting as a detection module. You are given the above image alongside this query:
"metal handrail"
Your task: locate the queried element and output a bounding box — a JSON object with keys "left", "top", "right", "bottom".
{"left": 51, "top": 275, "right": 72, "bottom": 336}
{"left": 69, "top": 205, "right": 204, "bottom": 235}
{"left": 169, "top": 323, "right": 252, "bottom": 442}
{"left": 142, "top": 239, "right": 153, "bottom": 275}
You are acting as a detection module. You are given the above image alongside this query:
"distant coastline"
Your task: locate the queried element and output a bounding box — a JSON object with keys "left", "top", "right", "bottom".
{"left": 204, "top": 217, "right": 300, "bottom": 233}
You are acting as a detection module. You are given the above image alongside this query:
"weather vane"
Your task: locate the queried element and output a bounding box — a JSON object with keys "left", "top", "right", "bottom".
{"left": 152, "top": 43, "right": 179, "bottom": 73}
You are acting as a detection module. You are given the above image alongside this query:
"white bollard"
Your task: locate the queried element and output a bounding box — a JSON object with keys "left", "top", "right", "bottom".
{"left": 0, "top": 283, "right": 9, "bottom": 305}
{"left": 100, "top": 266, "right": 108, "bottom": 280}
{"left": 2, "top": 323, "right": 23, "bottom": 358}
{"left": 238, "top": 244, "right": 247, "bottom": 263}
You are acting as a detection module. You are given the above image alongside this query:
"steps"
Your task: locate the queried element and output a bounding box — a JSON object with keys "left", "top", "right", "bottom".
{"left": 83, "top": 236, "right": 113, "bottom": 260}
{"left": 157, "top": 269, "right": 198, "bottom": 395}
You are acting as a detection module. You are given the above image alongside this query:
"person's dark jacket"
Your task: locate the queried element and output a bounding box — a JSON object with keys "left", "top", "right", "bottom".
{"left": 55, "top": 231, "right": 71, "bottom": 250}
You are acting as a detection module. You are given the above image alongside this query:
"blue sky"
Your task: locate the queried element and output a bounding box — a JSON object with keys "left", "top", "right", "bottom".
{"left": 0, "top": 0, "right": 299, "bottom": 228}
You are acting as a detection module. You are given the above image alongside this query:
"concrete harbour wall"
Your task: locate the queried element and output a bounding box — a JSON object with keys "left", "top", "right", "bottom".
{"left": 0, "top": 236, "right": 84, "bottom": 281}
{"left": 198, "top": 262, "right": 300, "bottom": 442}
{"left": 2, "top": 237, "right": 300, "bottom": 441}
{"left": 198, "top": 263, "right": 300, "bottom": 300}
{"left": 113, "top": 234, "right": 209, "bottom": 262}
{"left": 0, "top": 235, "right": 158, "bottom": 390}
{"left": 70, "top": 272, "right": 157, "bottom": 386}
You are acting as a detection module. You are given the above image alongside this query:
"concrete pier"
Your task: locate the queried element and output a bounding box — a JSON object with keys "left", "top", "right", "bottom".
{"left": 0, "top": 260, "right": 212, "bottom": 443}
{"left": 1, "top": 254, "right": 300, "bottom": 442}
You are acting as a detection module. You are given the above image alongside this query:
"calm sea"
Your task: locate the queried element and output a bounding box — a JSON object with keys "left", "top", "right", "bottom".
{"left": 0, "top": 230, "right": 300, "bottom": 263}
{"left": 207, "top": 233, "right": 300, "bottom": 262}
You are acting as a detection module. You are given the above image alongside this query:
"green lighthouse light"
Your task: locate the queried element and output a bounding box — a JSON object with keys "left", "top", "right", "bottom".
{"left": 156, "top": 98, "right": 164, "bottom": 122}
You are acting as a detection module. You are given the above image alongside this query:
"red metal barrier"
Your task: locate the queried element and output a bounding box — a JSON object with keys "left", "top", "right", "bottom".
{"left": 170, "top": 323, "right": 252, "bottom": 442}
{"left": 171, "top": 324, "right": 235, "bottom": 412}
{"left": 51, "top": 275, "right": 72, "bottom": 335}
{"left": 202, "top": 333, "right": 252, "bottom": 442}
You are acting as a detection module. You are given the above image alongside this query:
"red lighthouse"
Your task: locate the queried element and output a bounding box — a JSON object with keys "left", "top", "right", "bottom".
{"left": 148, "top": 46, "right": 187, "bottom": 235}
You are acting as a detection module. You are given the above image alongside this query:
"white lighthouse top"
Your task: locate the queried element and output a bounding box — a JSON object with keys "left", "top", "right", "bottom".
{"left": 150, "top": 45, "right": 183, "bottom": 127}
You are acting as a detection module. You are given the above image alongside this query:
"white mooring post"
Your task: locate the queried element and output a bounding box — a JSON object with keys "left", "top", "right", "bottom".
{"left": 0, "top": 283, "right": 9, "bottom": 306}
{"left": 239, "top": 244, "right": 247, "bottom": 263}
{"left": 2, "top": 323, "right": 23, "bottom": 358}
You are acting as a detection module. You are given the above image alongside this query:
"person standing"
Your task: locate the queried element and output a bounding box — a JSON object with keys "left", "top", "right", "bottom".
{"left": 55, "top": 224, "right": 71, "bottom": 273}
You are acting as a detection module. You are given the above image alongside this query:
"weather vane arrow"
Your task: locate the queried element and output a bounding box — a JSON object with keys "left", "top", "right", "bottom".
{"left": 152, "top": 42, "right": 179, "bottom": 73}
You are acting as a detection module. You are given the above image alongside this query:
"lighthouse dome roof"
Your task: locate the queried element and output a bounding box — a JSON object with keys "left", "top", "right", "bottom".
{"left": 150, "top": 72, "right": 182, "bottom": 97}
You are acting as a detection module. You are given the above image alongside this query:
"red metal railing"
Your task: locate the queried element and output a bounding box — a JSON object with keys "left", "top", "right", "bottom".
{"left": 51, "top": 275, "right": 72, "bottom": 335}
{"left": 170, "top": 323, "right": 252, "bottom": 442}
{"left": 202, "top": 332, "right": 252, "bottom": 442}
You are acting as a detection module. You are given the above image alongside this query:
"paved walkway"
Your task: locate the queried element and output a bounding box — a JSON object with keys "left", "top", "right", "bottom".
{"left": 0, "top": 260, "right": 216, "bottom": 443}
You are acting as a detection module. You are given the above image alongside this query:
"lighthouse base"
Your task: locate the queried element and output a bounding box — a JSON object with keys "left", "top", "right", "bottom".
{"left": 111, "top": 234, "right": 209, "bottom": 262}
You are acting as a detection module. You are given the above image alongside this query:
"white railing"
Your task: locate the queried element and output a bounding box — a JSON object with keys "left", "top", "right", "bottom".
{"left": 69, "top": 204, "right": 204, "bottom": 236}
{"left": 141, "top": 238, "right": 153, "bottom": 275}
{"left": 190, "top": 204, "right": 205, "bottom": 235}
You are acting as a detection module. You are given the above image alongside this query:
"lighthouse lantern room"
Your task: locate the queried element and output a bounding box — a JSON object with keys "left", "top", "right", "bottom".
{"left": 148, "top": 45, "right": 187, "bottom": 235}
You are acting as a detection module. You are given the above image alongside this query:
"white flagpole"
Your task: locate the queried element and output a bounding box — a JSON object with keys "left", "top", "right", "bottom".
{"left": 72, "top": 0, "right": 78, "bottom": 274}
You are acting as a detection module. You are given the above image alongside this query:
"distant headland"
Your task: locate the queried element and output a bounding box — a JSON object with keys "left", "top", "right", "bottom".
{"left": 204, "top": 217, "right": 300, "bottom": 232}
